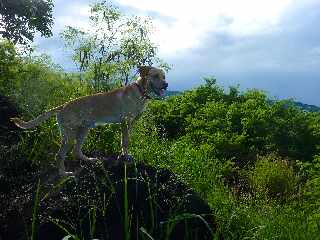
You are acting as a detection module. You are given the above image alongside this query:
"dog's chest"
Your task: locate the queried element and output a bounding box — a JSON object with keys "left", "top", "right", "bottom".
{"left": 120, "top": 96, "right": 145, "bottom": 117}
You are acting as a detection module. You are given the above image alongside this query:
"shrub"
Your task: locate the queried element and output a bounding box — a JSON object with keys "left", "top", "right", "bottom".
{"left": 0, "top": 40, "right": 19, "bottom": 94}
{"left": 248, "top": 153, "right": 296, "bottom": 200}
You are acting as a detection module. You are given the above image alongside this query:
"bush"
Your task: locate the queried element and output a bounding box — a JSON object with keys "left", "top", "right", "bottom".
{"left": 0, "top": 40, "right": 19, "bottom": 94}
{"left": 248, "top": 153, "right": 296, "bottom": 200}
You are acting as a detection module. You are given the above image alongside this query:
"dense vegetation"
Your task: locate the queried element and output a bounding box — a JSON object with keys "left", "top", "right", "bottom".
{"left": 0, "top": 0, "right": 54, "bottom": 45}
{"left": 1, "top": 38, "right": 320, "bottom": 239}
{"left": 130, "top": 79, "right": 320, "bottom": 239}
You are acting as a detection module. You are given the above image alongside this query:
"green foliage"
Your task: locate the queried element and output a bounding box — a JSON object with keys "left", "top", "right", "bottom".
{"left": 146, "top": 77, "right": 225, "bottom": 139}
{"left": 134, "top": 78, "right": 320, "bottom": 239}
{"left": 0, "top": 39, "right": 19, "bottom": 93}
{"left": 146, "top": 79, "right": 320, "bottom": 165}
{"left": 0, "top": 41, "right": 92, "bottom": 166}
{"left": 14, "top": 59, "right": 86, "bottom": 115}
{"left": 2, "top": 41, "right": 320, "bottom": 239}
{"left": 84, "top": 125, "right": 121, "bottom": 155}
{"left": 0, "top": 41, "right": 89, "bottom": 115}
{"left": 61, "top": 1, "right": 169, "bottom": 92}
{"left": 248, "top": 153, "right": 296, "bottom": 200}
{"left": 0, "top": 0, "right": 54, "bottom": 45}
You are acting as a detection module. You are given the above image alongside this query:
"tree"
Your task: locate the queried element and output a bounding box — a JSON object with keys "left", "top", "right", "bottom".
{"left": 0, "top": 39, "right": 19, "bottom": 93}
{"left": 0, "top": 0, "right": 54, "bottom": 45}
{"left": 61, "top": 1, "right": 169, "bottom": 91}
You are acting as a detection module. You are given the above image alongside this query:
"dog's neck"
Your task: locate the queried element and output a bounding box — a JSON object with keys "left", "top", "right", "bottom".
{"left": 134, "top": 77, "right": 151, "bottom": 100}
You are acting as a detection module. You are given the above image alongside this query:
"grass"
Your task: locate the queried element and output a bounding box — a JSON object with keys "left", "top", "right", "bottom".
{"left": 124, "top": 163, "right": 130, "bottom": 240}
{"left": 128, "top": 122, "right": 320, "bottom": 239}
{"left": 20, "top": 113, "right": 319, "bottom": 240}
{"left": 25, "top": 158, "right": 216, "bottom": 240}
{"left": 31, "top": 179, "right": 41, "bottom": 240}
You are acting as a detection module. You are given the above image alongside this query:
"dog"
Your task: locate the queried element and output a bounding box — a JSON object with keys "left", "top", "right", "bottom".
{"left": 11, "top": 66, "right": 168, "bottom": 175}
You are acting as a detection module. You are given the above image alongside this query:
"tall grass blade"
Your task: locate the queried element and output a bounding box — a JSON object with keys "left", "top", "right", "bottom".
{"left": 124, "top": 163, "right": 130, "bottom": 240}
{"left": 31, "top": 179, "right": 41, "bottom": 240}
{"left": 50, "top": 219, "right": 80, "bottom": 240}
{"left": 41, "top": 176, "right": 73, "bottom": 201}
{"left": 162, "top": 213, "right": 214, "bottom": 239}
{"left": 139, "top": 227, "right": 155, "bottom": 240}
{"left": 89, "top": 207, "right": 97, "bottom": 239}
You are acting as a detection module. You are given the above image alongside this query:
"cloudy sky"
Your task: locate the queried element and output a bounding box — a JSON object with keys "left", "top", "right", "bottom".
{"left": 35, "top": 0, "right": 320, "bottom": 105}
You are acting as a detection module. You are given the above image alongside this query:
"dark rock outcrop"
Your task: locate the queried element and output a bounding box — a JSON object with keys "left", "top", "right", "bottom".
{"left": 0, "top": 95, "right": 217, "bottom": 239}
{"left": 1, "top": 157, "right": 217, "bottom": 240}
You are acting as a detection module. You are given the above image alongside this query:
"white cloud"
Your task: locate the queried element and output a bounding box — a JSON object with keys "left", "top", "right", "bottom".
{"left": 31, "top": 0, "right": 320, "bottom": 105}
{"left": 116, "top": 0, "right": 293, "bottom": 56}
{"left": 52, "top": 2, "right": 91, "bottom": 33}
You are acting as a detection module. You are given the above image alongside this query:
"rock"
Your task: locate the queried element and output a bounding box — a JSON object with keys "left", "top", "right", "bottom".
{"left": 39, "top": 158, "right": 217, "bottom": 239}
{"left": 0, "top": 153, "right": 217, "bottom": 240}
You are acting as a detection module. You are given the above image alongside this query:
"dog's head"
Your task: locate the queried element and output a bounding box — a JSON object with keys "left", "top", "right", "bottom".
{"left": 138, "top": 66, "right": 168, "bottom": 97}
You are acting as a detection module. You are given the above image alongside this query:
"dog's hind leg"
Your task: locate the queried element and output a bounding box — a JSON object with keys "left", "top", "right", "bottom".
{"left": 74, "top": 127, "right": 99, "bottom": 162}
{"left": 56, "top": 135, "right": 73, "bottom": 176}
{"left": 74, "top": 127, "right": 89, "bottom": 161}
{"left": 120, "top": 118, "right": 133, "bottom": 161}
{"left": 56, "top": 117, "right": 76, "bottom": 176}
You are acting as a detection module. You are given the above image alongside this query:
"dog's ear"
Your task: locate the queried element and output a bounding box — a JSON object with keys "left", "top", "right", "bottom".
{"left": 138, "top": 66, "right": 150, "bottom": 89}
{"left": 138, "top": 66, "right": 151, "bottom": 77}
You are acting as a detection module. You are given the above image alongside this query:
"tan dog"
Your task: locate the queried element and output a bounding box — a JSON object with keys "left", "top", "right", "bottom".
{"left": 11, "top": 66, "right": 168, "bottom": 175}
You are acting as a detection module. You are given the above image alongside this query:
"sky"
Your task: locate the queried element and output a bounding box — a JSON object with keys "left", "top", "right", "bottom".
{"left": 34, "top": 0, "right": 320, "bottom": 105}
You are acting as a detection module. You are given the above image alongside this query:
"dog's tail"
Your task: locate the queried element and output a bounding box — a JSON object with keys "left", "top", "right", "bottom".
{"left": 11, "top": 105, "right": 64, "bottom": 129}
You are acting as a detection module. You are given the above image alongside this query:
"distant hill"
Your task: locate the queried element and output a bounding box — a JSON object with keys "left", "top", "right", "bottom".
{"left": 165, "top": 90, "right": 320, "bottom": 112}
{"left": 292, "top": 101, "right": 320, "bottom": 112}
{"left": 165, "top": 90, "right": 182, "bottom": 97}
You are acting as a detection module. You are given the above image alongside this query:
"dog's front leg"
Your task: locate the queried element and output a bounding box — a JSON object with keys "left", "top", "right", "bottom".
{"left": 121, "top": 118, "right": 129, "bottom": 156}
{"left": 120, "top": 117, "right": 134, "bottom": 162}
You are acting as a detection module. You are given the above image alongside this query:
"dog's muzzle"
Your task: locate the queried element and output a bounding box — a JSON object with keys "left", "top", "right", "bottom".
{"left": 158, "top": 82, "right": 168, "bottom": 97}
{"left": 151, "top": 81, "right": 168, "bottom": 97}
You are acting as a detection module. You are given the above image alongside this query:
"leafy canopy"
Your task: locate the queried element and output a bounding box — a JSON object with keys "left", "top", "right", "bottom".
{"left": 61, "top": 1, "right": 169, "bottom": 91}
{"left": 146, "top": 77, "right": 320, "bottom": 165}
{"left": 0, "top": 0, "right": 53, "bottom": 45}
